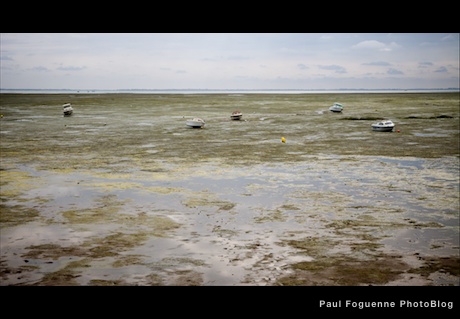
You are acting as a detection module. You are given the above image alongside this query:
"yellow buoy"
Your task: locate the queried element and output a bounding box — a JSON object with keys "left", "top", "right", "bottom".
{"left": 281, "top": 137, "right": 286, "bottom": 143}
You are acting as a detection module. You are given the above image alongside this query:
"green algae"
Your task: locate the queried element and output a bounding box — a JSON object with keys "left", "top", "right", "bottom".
{"left": 1, "top": 93, "right": 458, "bottom": 286}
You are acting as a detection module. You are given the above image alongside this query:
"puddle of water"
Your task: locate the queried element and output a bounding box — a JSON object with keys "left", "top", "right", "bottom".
{"left": 1, "top": 156, "right": 458, "bottom": 285}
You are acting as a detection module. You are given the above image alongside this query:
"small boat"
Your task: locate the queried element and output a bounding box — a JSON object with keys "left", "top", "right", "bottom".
{"left": 63, "top": 103, "right": 73, "bottom": 116}
{"left": 230, "top": 110, "right": 243, "bottom": 120}
{"left": 329, "top": 102, "right": 344, "bottom": 113}
{"left": 371, "top": 120, "right": 395, "bottom": 132}
{"left": 186, "top": 117, "right": 205, "bottom": 128}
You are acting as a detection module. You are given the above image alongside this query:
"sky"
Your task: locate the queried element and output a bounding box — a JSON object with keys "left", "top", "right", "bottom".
{"left": 1, "top": 33, "right": 459, "bottom": 90}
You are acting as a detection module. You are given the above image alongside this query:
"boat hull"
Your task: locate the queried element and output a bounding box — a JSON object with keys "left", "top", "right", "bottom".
{"left": 186, "top": 118, "right": 205, "bottom": 128}
{"left": 186, "top": 123, "right": 204, "bottom": 128}
{"left": 372, "top": 126, "right": 394, "bottom": 132}
{"left": 329, "top": 108, "right": 343, "bottom": 113}
{"left": 63, "top": 108, "right": 73, "bottom": 116}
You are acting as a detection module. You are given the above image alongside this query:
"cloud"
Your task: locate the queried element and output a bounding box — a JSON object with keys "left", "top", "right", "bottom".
{"left": 57, "top": 66, "right": 86, "bottom": 71}
{"left": 418, "top": 62, "right": 433, "bottom": 68}
{"left": 353, "top": 40, "right": 387, "bottom": 50}
{"left": 0, "top": 55, "right": 14, "bottom": 61}
{"left": 434, "top": 66, "right": 448, "bottom": 73}
{"left": 362, "top": 61, "right": 392, "bottom": 66}
{"left": 318, "top": 65, "right": 347, "bottom": 74}
{"left": 387, "top": 68, "right": 404, "bottom": 75}
{"left": 353, "top": 40, "right": 399, "bottom": 52}
{"left": 441, "top": 34, "right": 457, "bottom": 41}
{"left": 297, "top": 64, "right": 308, "bottom": 70}
{"left": 29, "top": 66, "right": 50, "bottom": 72}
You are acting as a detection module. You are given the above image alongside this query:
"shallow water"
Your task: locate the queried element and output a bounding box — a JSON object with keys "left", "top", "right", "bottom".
{"left": 1, "top": 93, "right": 459, "bottom": 286}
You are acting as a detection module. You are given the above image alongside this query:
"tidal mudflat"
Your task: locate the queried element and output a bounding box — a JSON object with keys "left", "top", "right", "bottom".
{"left": 0, "top": 93, "right": 459, "bottom": 286}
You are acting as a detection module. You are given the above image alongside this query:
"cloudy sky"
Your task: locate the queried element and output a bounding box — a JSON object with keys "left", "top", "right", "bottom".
{"left": 1, "top": 33, "right": 459, "bottom": 90}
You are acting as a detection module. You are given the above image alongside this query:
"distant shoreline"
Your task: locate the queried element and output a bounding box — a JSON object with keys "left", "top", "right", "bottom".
{"left": 1, "top": 88, "right": 459, "bottom": 94}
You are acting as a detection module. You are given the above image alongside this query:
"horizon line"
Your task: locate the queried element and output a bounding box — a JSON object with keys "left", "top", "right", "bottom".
{"left": 2, "top": 88, "right": 459, "bottom": 91}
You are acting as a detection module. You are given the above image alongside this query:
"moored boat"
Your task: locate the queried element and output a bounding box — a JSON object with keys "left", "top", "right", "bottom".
{"left": 230, "top": 110, "right": 243, "bottom": 120}
{"left": 186, "top": 117, "right": 205, "bottom": 128}
{"left": 329, "top": 102, "right": 344, "bottom": 113}
{"left": 63, "top": 103, "right": 73, "bottom": 116}
{"left": 371, "top": 119, "right": 395, "bottom": 132}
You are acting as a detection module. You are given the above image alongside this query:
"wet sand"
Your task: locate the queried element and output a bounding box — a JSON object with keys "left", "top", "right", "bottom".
{"left": 0, "top": 93, "right": 459, "bottom": 286}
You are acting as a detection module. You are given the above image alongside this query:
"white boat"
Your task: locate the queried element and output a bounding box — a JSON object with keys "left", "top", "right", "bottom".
{"left": 329, "top": 102, "right": 344, "bottom": 112}
{"left": 186, "top": 117, "right": 205, "bottom": 128}
{"left": 230, "top": 110, "right": 243, "bottom": 120}
{"left": 63, "top": 103, "right": 73, "bottom": 116}
{"left": 371, "top": 120, "right": 395, "bottom": 132}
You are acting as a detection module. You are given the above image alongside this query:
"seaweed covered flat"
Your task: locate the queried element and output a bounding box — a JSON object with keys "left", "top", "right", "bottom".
{"left": 1, "top": 92, "right": 459, "bottom": 286}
